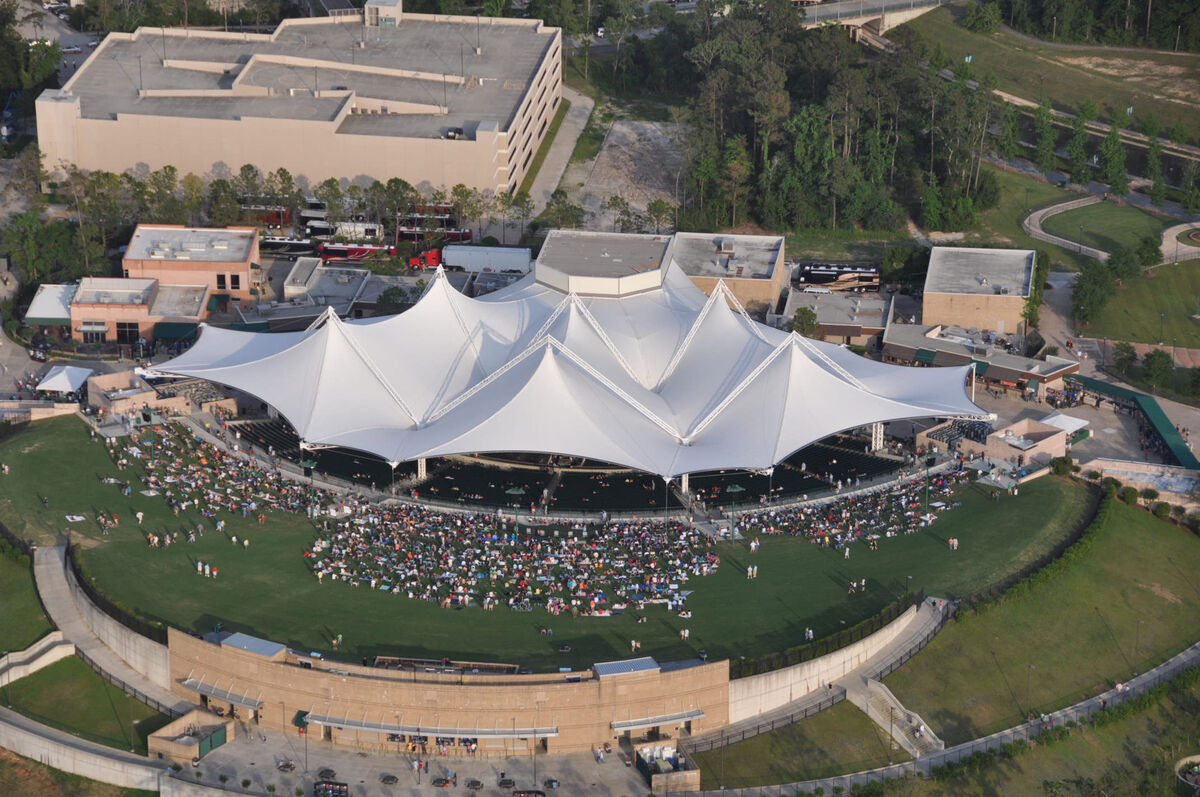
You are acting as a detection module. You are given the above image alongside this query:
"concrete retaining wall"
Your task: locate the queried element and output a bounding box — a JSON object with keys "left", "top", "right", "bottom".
{"left": 0, "top": 708, "right": 165, "bottom": 791}
{"left": 63, "top": 561, "right": 171, "bottom": 690}
{"left": 0, "top": 633, "right": 75, "bottom": 682}
{"left": 728, "top": 605, "right": 919, "bottom": 723}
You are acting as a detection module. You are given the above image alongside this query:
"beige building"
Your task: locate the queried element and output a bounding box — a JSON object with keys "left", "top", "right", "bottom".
{"left": 921, "top": 247, "right": 1034, "bottom": 335}
{"left": 36, "top": 5, "right": 562, "bottom": 194}
{"left": 536, "top": 231, "right": 789, "bottom": 315}
{"left": 123, "top": 225, "right": 263, "bottom": 303}
{"left": 68, "top": 277, "right": 208, "bottom": 344}
{"left": 168, "top": 628, "right": 728, "bottom": 757}
{"left": 779, "top": 289, "right": 887, "bottom": 346}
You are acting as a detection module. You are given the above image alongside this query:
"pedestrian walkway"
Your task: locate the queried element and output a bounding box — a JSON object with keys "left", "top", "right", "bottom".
{"left": 32, "top": 546, "right": 193, "bottom": 717}
{"left": 685, "top": 597, "right": 952, "bottom": 752}
{"left": 526, "top": 87, "right": 594, "bottom": 213}
{"left": 1022, "top": 195, "right": 1108, "bottom": 261}
{"left": 1160, "top": 221, "right": 1200, "bottom": 264}
{"left": 848, "top": 678, "right": 943, "bottom": 758}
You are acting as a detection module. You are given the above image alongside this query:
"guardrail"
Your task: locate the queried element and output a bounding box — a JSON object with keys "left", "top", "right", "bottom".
{"left": 682, "top": 687, "right": 848, "bottom": 755}
{"left": 64, "top": 543, "right": 168, "bottom": 645}
{"left": 75, "top": 647, "right": 184, "bottom": 720}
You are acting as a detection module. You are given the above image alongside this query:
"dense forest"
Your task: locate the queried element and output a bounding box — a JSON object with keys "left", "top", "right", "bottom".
{"left": 598, "top": 1, "right": 1007, "bottom": 234}
{"left": 997, "top": 0, "right": 1198, "bottom": 52}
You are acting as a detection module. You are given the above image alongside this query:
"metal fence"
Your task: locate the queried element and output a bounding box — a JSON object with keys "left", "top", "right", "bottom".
{"left": 867, "top": 600, "right": 952, "bottom": 683}
{"left": 0, "top": 518, "right": 35, "bottom": 559}
{"left": 694, "top": 641, "right": 1200, "bottom": 796}
{"left": 75, "top": 646, "right": 185, "bottom": 720}
{"left": 683, "top": 688, "right": 848, "bottom": 755}
{"left": 64, "top": 543, "right": 169, "bottom": 645}
{"left": 730, "top": 592, "right": 926, "bottom": 679}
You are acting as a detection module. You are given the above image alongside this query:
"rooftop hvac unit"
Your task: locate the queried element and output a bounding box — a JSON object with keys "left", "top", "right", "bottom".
{"left": 174, "top": 253, "right": 191, "bottom": 260}
{"left": 719, "top": 239, "right": 735, "bottom": 254}
{"left": 211, "top": 239, "right": 229, "bottom": 250}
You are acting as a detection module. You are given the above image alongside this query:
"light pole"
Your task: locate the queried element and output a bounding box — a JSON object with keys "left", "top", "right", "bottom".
{"left": 1026, "top": 664, "right": 1035, "bottom": 715}
{"left": 1160, "top": 312, "right": 1165, "bottom": 343}
{"left": 1134, "top": 619, "right": 1143, "bottom": 659}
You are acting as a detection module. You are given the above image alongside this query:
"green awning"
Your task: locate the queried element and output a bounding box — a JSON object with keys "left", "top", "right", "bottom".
{"left": 1065, "top": 376, "right": 1199, "bottom": 469}
{"left": 230, "top": 321, "right": 271, "bottom": 332}
{"left": 207, "top": 293, "right": 230, "bottom": 312}
{"left": 1026, "top": 377, "right": 1041, "bottom": 387}
{"left": 153, "top": 322, "right": 199, "bottom": 341}
{"left": 971, "top": 359, "right": 989, "bottom": 376}
{"left": 914, "top": 349, "right": 937, "bottom": 364}
{"left": 24, "top": 317, "right": 70, "bottom": 327}
{"left": 293, "top": 710, "right": 310, "bottom": 728}
{"left": 1064, "top": 375, "right": 1139, "bottom": 402}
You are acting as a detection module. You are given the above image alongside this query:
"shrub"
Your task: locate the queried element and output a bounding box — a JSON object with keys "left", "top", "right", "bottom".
{"left": 297, "top": 789, "right": 306, "bottom": 797}
{"left": 1049, "top": 456, "right": 1073, "bottom": 475}
{"left": 242, "top": 779, "right": 252, "bottom": 788}
{"left": 1153, "top": 502, "right": 1171, "bottom": 519}
{"left": 218, "top": 774, "right": 228, "bottom": 784}
{"left": 1140, "top": 488, "right": 1159, "bottom": 501}
{"left": 1122, "top": 486, "right": 1139, "bottom": 504}
{"left": 267, "top": 787, "right": 276, "bottom": 795}
{"left": 1085, "top": 470, "right": 1101, "bottom": 480}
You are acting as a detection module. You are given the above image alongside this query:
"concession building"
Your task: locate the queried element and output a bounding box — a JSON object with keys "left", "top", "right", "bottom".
{"left": 36, "top": 0, "right": 562, "bottom": 193}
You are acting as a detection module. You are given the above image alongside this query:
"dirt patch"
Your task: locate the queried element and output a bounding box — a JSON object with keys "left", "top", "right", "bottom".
{"left": 1137, "top": 581, "right": 1183, "bottom": 604}
{"left": 0, "top": 748, "right": 62, "bottom": 796}
{"left": 20, "top": 441, "right": 44, "bottom": 455}
{"left": 579, "top": 120, "right": 684, "bottom": 226}
{"left": 1058, "top": 57, "right": 1200, "bottom": 104}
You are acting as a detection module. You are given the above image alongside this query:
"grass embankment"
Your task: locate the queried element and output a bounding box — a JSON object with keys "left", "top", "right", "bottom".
{"left": 885, "top": 497, "right": 1200, "bottom": 745}
{"left": 0, "top": 748, "right": 155, "bottom": 797}
{"left": 0, "top": 417, "right": 1094, "bottom": 671}
{"left": 903, "top": 4, "right": 1200, "bottom": 135}
{"left": 784, "top": 228, "right": 913, "bottom": 263}
{"left": 692, "top": 702, "right": 910, "bottom": 788}
{"left": 1090, "top": 257, "right": 1200, "bottom": 347}
{"left": 4, "top": 657, "right": 171, "bottom": 755}
{"left": 517, "top": 99, "right": 571, "bottom": 197}
{"left": 1040, "top": 201, "right": 1168, "bottom": 255}
{"left": 0, "top": 547, "right": 53, "bottom": 651}
{"left": 966, "top": 164, "right": 1090, "bottom": 267}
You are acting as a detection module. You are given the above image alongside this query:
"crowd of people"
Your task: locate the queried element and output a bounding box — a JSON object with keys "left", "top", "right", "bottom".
{"left": 101, "top": 421, "right": 977, "bottom": 618}
{"left": 731, "top": 464, "right": 973, "bottom": 552}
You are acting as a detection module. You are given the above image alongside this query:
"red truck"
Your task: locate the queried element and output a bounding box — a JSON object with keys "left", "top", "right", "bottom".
{"left": 408, "top": 249, "right": 442, "bottom": 270}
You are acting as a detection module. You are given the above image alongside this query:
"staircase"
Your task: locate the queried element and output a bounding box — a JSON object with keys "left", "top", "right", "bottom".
{"left": 847, "top": 677, "right": 944, "bottom": 758}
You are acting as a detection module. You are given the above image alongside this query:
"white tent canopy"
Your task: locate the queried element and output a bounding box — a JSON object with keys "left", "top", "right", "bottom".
{"left": 36, "top": 365, "right": 94, "bottom": 394}
{"left": 1040, "top": 411, "right": 1089, "bottom": 435}
{"left": 160, "top": 265, "right": 985, "bottom": 477}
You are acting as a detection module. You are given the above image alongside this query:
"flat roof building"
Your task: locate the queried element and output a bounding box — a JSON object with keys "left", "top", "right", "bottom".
{"left": 922, "top": 247, "right": 1035, "bottom": 335}
{"left": 779, "top": 290, "right": 888, "bottom": 346}
{"left": 123, "top": 225, "right": 263, "bottom": 303}
{"left": 534, "top": 230, "right": 787, "bottom": 313}
{"left": 37, "top": 6, "right": 562, "bottom": 194}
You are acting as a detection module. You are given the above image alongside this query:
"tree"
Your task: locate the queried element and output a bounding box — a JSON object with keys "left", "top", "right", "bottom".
{"left": 602, "top": 195, "right": 630, "bottom": 232}
{"left": 1107, "top": 245, "right": 1140, "bottom": 282}
{"left": 375, "top": 286, "right": 408, "bottom": 315}
{"left": 1072, "top": 258, "right": 1115, "bottom": 322}
{"left": 719, "top": 136, "right": 752, "bottom": 227}
{"left": 313, "top": 178, "right": 344, "bottom": 227}
{"left": 542, "top": 189, "right": 586, "bottom": 229}
{"left": 449, "top": 183, "right": 483, "bottom": 238}
{"left": 180, "top": 172, "right": 207, "bottom": 225}
{"left": 1066, "top": 115, "right": 1091, "bottom": 185}
{"left": 234, "top": 164, "right": 261, "bottom": 200}
{"left": 644, "top": 198, "right": 674, "bottom": 234}
{"left": 510, "top": 190, "right": 535, "bottom": 239}
{"left": 1112, "top": 341, "right": 1138, "bottom": 374}
{"left": 788, "top": 306, "right": 820, "bottom": 337}
{"left": 207, "top": 178, "right": 241, "bottom": 227}
{"left": 964, "top": 1, "right": 1002, "bottom": 32}
{"left": 1142, "top": 348, "right": 1172, "bottom": 387}
{"left": 995, "top": 104, "right": 1020, "bottom": 160}
{"left": 1099, "top": 123, "right": 1127, "bottom": 194}
{"left": 1034, "top": 99, "right": 1057, "bottom": 172}
{"left": 1135, "top": 234, "right": 1161, "bottom": 268}
{"left": 9, "top": 144, "right": 46, "bottom": 209}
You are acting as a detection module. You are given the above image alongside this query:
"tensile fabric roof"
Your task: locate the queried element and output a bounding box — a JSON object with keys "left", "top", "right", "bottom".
{"left": 159, "top": 265, "right": 983, "bottom": 477}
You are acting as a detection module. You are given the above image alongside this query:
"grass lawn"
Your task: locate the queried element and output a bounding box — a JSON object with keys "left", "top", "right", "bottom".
{"left": 876, "top": 677, "right": 1200, "bottom": 795}
{"left": 691, "top": 702, "right": 909, "bottom": 788}
{"left": 785, "top": 228, "right": 913, "bottom": 263}
{"left": 885, "top": 498, "right": 1200, "bottom": 745}
{"left": 966, "top": 164, "right": 1089, "bottom": 268}
{"left": 902, "top": 4, "right": 1200, "bottom": 135}
{"left": 1040, "top": 201, "right": 1167, "bottom": 255}
{"left": 517, "top": 98, "right": 571, "bottom": 197}
{"left": 0, "top": 748, "right": 155, "bottom": 797}
{"left": 0, "top": 417, "right": 1096, "bottom": 672}
{"left": 5, "top": 657, "right": 171, "bottom": 754}
{"left": 563, "top": 53, "right": 687, "bottom": 123}
{"left": 1178, "top": 227, "right": 1200, "bottom": 246}
{"left": 0, "top": 550, "right": 53, "bottom": 652}
{"left": 1089, "top": 258, "right": 1200, "bottom": 346}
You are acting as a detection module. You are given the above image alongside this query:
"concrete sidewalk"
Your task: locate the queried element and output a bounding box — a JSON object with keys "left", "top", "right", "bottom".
{"left": 527, "top": 86, "right": 594, "bottom": 213}
{"left": 32, "top": 546, "right": 193, "bottom": 716}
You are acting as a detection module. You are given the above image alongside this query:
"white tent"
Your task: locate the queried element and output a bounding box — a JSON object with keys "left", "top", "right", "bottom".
{"left": 36, "top": 365, "right": 94, "bottom": 394}
{"left": 160, "top": 265, "right": 985, "bottom": 477}
{"left": 1040, "top": 411, "right": 1089, "bottom": 436}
